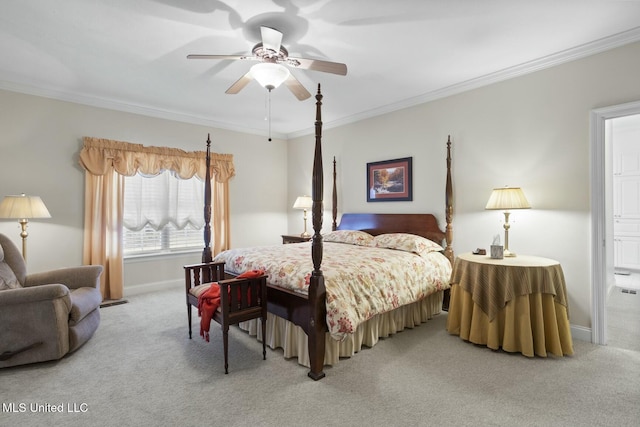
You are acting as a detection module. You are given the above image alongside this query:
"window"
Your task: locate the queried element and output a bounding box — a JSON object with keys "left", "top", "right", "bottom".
{"left": 123, "top": 170, "right": 204, "bottom": 256}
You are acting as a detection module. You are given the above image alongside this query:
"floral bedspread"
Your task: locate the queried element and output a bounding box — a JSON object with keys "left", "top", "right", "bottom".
{"left": 213, "top": 242, "right": 452, "bottom": 341}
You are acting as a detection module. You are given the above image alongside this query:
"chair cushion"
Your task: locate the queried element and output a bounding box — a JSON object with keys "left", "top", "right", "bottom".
{"left": 189, "top": 283, "right": 212, "bottom": 299}
{"left": 190, "top": 283, "right": 224, "bottom": 315}
{"left": 69, "top": 287, "right": 102, "bottom": 325}
{"left": 0, "top": 261, "right": 21, "bottom": 290}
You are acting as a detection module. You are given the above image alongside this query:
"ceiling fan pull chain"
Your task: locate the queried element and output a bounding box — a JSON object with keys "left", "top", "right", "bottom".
{"left": 264, "top": 90, "right": 268, "bottom": 121}
{"left": 267, "top": 89, "right": 273, "bottom": 142}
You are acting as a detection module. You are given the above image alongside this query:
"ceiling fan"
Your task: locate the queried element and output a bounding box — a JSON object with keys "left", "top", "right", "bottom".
{"left": 187, "top": 26, "right": 347, "bottom": 101}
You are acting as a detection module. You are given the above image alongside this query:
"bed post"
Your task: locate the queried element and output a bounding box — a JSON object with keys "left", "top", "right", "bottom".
{"left": 444, "top": 135, "right": 453, "bottom": 264}
{"left": 308, "top": 84, "right": 327, "bottom": 381}
{"left": 332, "top": 156, "right": 337, "bottom": 231}
{"left": 442, "top": 136, "right": 454, "bottom": 311}
{"left": 202, "top": 134, "right": 213, "bottom": 265}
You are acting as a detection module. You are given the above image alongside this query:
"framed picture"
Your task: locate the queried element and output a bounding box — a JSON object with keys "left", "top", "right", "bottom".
{"left": 367, "top": 157, "right": 413, "bottom": 202}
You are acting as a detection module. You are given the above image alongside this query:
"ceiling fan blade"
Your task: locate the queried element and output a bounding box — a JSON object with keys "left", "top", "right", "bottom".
{"left": 187, "top": 54, "right": 248, "bottom": 60}
{"left": 287, "top": 57, "right": 347, "bottom": 76}
{"left": 284, "top": 74, "right": 311, "bottom": 101}
{"left": 260, "top": 26, "right": 283, "bottom": 56}
{"left": 225, "top": 71, "right": 253, "bottom": 94}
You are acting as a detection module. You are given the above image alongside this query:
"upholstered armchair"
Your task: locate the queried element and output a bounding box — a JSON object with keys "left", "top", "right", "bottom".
{"left": 0, "top": 233, "right": 103, "bottom": 368}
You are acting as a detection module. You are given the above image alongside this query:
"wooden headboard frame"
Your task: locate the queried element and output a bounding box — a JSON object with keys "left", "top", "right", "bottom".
{"left": 336, "top": 213, "right": 445, "bottom": 244}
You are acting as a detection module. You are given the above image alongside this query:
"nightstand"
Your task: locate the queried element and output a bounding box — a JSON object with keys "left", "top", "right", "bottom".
{"left": 281, "top": 235, "right": 311, "bottom": 244}
{"left": 446, "top": 252, "right": 573, "bottom": 357}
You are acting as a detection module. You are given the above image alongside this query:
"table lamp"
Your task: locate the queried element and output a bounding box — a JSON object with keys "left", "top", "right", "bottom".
{"left": 0, "top": 193, "right": 51, "bottom": 261}
{"left": 485, "top": 186, "right": 530, "bottom": 257}
{"left": 293, "top": 195, "right": 313, "bottom": 238}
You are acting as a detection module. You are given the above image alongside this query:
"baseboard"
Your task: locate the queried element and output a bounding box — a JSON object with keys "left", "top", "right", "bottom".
{"left": 100, "top": 299, "right": 129, "bottom": 308}
{"left": 571, "top": 324, "right": 592, "bottom": 343}
{"left": 124, "top": 279, "right": 182, "bottom": 297}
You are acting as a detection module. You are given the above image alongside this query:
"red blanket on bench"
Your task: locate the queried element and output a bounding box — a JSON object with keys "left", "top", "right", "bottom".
{"left": 198, "top": 269, "right": 265, "bottom": 342}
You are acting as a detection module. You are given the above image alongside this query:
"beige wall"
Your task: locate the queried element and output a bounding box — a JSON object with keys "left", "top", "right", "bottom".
{"left": 288, "top": 41, "right": 640, "bottom": 332}
{"left": 0, "top": 91, "right": 288, "bottom": 295}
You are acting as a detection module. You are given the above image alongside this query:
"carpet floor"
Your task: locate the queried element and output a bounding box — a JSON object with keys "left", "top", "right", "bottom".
{"left": 1, "top": 287, "right": 639, "bottom": 427}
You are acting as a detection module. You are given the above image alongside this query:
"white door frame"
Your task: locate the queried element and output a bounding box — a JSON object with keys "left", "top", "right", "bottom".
{"left": 590, "top": 100, "right": 640, "bottom": 345}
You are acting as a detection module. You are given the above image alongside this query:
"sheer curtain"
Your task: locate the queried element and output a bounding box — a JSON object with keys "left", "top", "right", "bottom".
{"left": 79, "top": 137, "right": 235, "bottom": 300}
{"left": 123, "top": 171, "right": 204, "bottom": 232}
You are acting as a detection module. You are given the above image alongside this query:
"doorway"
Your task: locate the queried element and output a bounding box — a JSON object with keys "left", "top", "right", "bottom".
{"left": 591, "top": 100, "right": 640, "bottom": 347}
{"left": 609, "top": 114, "right": 640, "bottom": 351}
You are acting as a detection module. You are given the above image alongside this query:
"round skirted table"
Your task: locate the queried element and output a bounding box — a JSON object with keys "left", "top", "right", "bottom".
{"left": 446, "top": 252, "right": 574, "bottom": 357}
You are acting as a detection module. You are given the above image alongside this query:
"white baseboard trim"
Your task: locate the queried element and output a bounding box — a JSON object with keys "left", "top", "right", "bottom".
{"left": 571, "top": 325, "right": 592, "bottom": 343}
{"left": 124, "top": 279, "right": 182, "bottom": 297}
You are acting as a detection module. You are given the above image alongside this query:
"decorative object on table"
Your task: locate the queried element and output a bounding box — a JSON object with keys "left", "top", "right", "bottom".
{"left": 367, "top": 157, "right": 413, "bottom": 202}
{"left": 490, "top": 234, "right": 504, "bottom": 259}
{"left": 485, "top": 186, "right": 531, "bottom": 257}
{"left": 472, "top": 248, "right": 486, "bottom": 255}
{"left": 0, "top": 193, "right": 51, "bottom": 261}
{"left": 293, "top": 195, "right": 313, "bottom": 238}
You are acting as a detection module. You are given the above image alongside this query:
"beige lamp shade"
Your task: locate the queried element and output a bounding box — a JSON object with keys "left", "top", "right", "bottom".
{"left": 485, "top": 186, "right": 530, "bottom": 257}
{"left": 0, "top": 193, "right": 51, "bottom": 261}
{"left": 485, "top": 187, "right": 531, "bottom": 210}
{"left": 0, "top": 193, "right": 51, "bottom": 219}
{"left": 293, "top": 195, "right": 313, "bottom": 210}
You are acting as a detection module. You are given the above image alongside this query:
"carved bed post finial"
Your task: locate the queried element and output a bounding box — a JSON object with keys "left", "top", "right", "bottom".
{"left": 202, "top": 133, "right": 213, "bottom": 264}
{"left": 444, "top": 135, "right": 454, "bottom": 265}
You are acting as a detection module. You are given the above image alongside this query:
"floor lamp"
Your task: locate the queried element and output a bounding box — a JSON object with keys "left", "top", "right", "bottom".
{"left": 0, "top": 193, "right": 51, "bottom": 261}
{"left": 485, "top": 186, "right": 531, "bottom": 257}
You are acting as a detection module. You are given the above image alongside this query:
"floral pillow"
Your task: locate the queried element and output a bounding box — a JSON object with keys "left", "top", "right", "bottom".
{"left": 323, "top": 230, "right": 374, "bottom": 246}
{"left": 0, "top": 245, "right": 21, "bottom": 290}
{"left": 370, "top": 233, "right": 444, "bottom": 256}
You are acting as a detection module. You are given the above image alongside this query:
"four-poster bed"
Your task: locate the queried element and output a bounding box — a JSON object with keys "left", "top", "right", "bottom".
{"left": 191, "top": 85, "right": 454, "bottom": 380}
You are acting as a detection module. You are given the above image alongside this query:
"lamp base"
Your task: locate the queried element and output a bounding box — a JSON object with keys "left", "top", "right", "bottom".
{"left": 504, "top": 249, "right": 517, "bottom": 257}
{"left": 300, "top": 232, "right": 311, "bottom": 238}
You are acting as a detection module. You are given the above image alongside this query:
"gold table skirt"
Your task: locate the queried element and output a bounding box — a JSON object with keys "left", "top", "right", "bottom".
{"left": 446, "top": 284, "right": 574, "bottom": 357}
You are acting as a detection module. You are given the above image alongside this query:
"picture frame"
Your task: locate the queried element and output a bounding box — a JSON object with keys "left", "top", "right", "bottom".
{"left": 367, "top": 157, "right": 413, "bottom": 202}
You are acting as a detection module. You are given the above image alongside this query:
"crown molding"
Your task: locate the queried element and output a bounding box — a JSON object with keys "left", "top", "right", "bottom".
{"left": 2, "top": 26, "right": 639, "bottom": 141}
{"left": 287, "top": 26, "right": 640, "bottom": 139}
{"left": 0, "top": 80, "right": 287, "bottom": 140}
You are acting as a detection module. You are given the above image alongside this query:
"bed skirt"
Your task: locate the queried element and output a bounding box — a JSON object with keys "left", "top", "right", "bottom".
{"left": 238, "top": 290, "right": 444, "bottom": 367}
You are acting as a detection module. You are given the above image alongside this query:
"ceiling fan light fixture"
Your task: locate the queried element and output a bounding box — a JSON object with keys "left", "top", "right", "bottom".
{"left": 251, "top": 63, "right": 290, "bottom": 90}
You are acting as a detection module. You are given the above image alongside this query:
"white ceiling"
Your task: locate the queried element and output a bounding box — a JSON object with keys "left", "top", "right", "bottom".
{"left": 2, "top": 1, "right": 640, "bottom": 139}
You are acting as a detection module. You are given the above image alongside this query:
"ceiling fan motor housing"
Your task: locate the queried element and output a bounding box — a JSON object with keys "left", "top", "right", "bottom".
{"left": 252, "top": 43, "right": 289, "bottom": 63}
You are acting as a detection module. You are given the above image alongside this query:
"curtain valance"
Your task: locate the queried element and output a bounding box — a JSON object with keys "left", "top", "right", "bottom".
{"left": 79, "top": 137, "right": 235, "bottom": 182}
